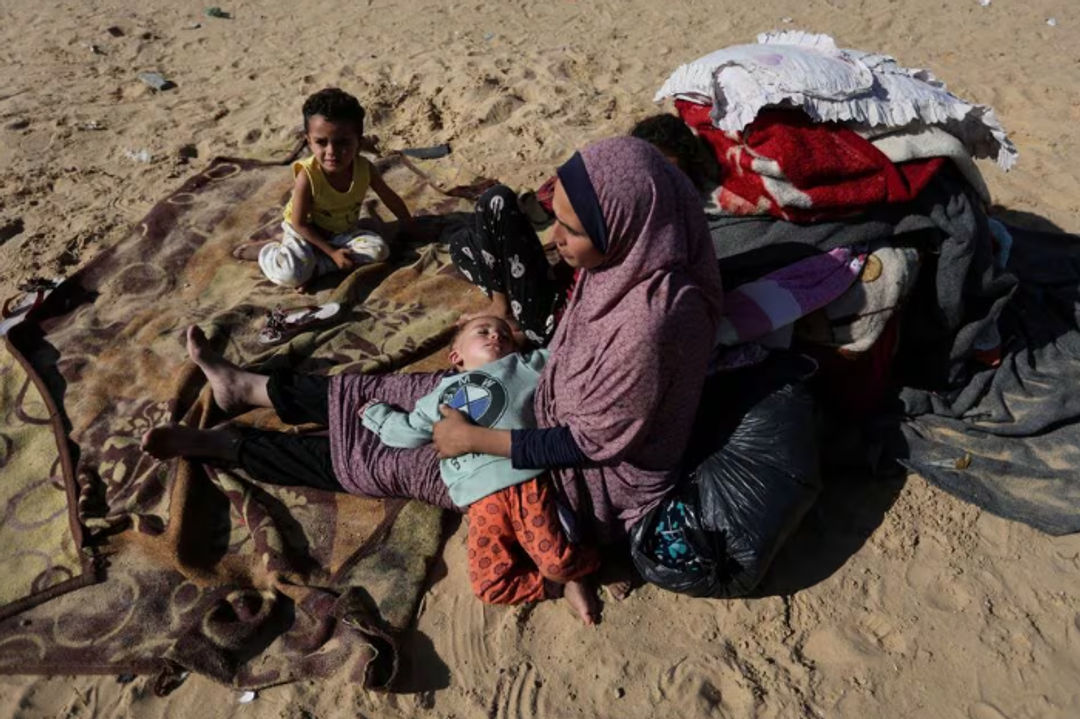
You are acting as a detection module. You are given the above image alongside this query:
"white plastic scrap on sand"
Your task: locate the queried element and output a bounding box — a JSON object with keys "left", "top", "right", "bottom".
{"left": 654, "top": 30, "right": 1018, "bottom": 170}
{"left": 1046, "top": 17, "right": 1057, "bottom": 27}
{"left": 978, "top": 0, "right": 990, "bottom": 7}
{"left": 123, "top": 148, "right": 152, "bottom": 163}
{"left": 237, "top": 690, "right": 257, "bottom": 704}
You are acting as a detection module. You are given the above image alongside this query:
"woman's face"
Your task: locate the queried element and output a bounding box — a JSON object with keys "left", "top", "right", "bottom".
{"left": 551, "top": 180, "right": 606, "bottom": 270}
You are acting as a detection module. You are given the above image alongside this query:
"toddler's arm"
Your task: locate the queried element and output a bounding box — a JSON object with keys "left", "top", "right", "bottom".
{"left": 369, "top": 165, "right": 414, "bottom": 229}
{"left": 288, "top": 170, "right": 355, "bottom": 270}
{"left": 361, "top": 401, "right": 438, "bottom": 449}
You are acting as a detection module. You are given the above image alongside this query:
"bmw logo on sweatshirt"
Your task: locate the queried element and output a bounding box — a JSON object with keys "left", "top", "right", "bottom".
{"left": 439, "top": 372, "right": 509, "bottom": 428}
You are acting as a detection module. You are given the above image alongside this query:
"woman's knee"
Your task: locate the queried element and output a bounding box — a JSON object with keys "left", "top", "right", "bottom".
{"left": 477, "top": 184, "right": 518, "bottom": 214}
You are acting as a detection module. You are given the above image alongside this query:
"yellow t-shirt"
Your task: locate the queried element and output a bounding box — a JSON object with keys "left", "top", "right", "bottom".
{"left": 283, "top": 155, "right": 371, "bottom": 235}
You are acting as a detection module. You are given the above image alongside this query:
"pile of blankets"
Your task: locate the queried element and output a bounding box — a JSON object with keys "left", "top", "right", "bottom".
{"left": 659, "top": 32, "right": 1080, "bottom": 535}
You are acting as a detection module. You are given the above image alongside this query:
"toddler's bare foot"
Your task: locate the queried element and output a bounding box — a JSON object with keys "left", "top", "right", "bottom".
{"left": 187, "top": 326, "right": 265, "bottom": 413}
{"left": 231, "top": 240, "right": 271, "bottom": 262}
{"left": 564, "top": 579, "right": 600, "bottom": 626}
{"left": 141, "top": 424, "right": 239, "bottom": 462}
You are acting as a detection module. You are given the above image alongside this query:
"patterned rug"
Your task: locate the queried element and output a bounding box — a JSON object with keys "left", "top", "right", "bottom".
{"left": 0, "top": 147, "right": 489, "bottom": 691}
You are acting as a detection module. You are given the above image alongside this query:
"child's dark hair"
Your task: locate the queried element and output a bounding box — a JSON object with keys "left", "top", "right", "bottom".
{"left": 630, "top": 113, "right": 713, "bottom": 190}
{"left": 303, "top": 88, "right": 365, "bottom": 136}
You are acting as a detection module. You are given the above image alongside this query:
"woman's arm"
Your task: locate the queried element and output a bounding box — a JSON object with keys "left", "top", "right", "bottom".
{"left": 361, "top": 402, "right": 436, "bottom": 449}
{"left": 433, "top": 406, "right": 511, "bottom": 457}
{"left": 432, "top": 407, "right": 587, "bottom": 468}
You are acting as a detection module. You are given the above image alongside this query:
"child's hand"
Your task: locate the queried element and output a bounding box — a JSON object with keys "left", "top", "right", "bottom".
{"left": 330, "top": 248, "right": 356, "bottom": 271}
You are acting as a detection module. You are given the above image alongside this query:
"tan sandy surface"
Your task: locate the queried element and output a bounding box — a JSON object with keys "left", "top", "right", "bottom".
{"left": 3, "top": 0, "right": 1080, "bottom": 717}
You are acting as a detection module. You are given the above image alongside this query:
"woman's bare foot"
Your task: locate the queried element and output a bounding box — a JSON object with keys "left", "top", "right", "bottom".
{"left": 605, "top": 580, "right": 632, "bottom": 602}
{"left": 564, "top": 579, "right": 600, "bottom": 626}
{"left": 141, "top": 424, "right": 240, "bottom": 462}
{"left": 186, "top": 326, "right": 271, "bottom": 413}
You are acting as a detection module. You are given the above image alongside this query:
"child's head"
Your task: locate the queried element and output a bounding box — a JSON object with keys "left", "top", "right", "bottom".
{"left": 449, "top": 316, "right": 517, "bottom": 370}
{"left": 303, "top": 87, "right": 365, "bottom": 136}
{"left": 302, "top": 88, "right": 366, "bottom": 174}
{"left": 629, "top": 113, "right": 713, "bottom": 190}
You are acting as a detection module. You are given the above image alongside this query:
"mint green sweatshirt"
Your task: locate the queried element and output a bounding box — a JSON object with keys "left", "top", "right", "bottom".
{"left": 361, "top": 350, "right": 548, "bottom": 508}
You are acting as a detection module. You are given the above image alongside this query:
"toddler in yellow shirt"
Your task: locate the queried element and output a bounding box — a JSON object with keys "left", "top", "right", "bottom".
{"left": 253, "top": 87, "right": 414, "bottom": 290}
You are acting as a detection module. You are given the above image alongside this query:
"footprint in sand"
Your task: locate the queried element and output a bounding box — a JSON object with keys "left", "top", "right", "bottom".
{"left": 802, "top": 623, "right": 882, "bottom": 668}
{"left": 650, "top": 652, "right": 761, "bottom": 719}
{"left": 905, "top": 561, "right": 975, "bottom": 614}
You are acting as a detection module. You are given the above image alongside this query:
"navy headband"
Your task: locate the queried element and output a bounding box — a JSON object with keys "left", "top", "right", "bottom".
{"left": 555, "top": 152, "right": 608, "bottom": 253}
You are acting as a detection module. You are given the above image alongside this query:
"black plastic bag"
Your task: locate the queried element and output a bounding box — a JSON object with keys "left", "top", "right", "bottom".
{"left": 630, "top": 353, "right": 821, "bottom": 598}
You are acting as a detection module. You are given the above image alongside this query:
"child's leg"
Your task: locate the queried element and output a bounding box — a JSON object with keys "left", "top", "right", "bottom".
{"left": 479, "top": 187, "right": 563, "bottom": 345}
{"left": 466, "top": 492, "right": 548, "bottom": 605}
{"left": 448, "top": 185, "right": 564, "bottom": 345}
{"left": 467, "top": 479, "right": 601, "bottom": 624}
{"left": 509, "top": 477, "right": 599, "bottom": 585}
{"left": 257, "top": 222, "right": 320, "bottom": 288}
{"left": 466, "top": 479, "right": 600, "bottom": 604}
{"left": 510, "top": 476, "right": 601, "bottom": 624}
{"left": 329, "top": 228, "right": 390, "bottom": 265}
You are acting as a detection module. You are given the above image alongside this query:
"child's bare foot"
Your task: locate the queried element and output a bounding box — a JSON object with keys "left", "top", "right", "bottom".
{"left": 141, "top": 424, "right": 239, "bottom": 462}
{"left": 231, "top": 240, "right": 271, "bottom": 262}
{"left": 564, "top": 579, "right": 600, "bottom": 626}
{"left": 186, "top": 326, "right": 268, "bottom": 413}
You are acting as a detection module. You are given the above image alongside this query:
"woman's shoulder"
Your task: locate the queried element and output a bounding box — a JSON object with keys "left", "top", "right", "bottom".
{"left": 631, "top": 271, "right": 715, "bottom": 316}
{"left": 606, "top": 274, "right": 715, "bottom": 347}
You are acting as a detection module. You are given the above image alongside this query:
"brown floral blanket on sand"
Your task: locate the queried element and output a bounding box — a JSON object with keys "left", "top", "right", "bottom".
{"left": 0, "top": 148, "right": 488, "bottom": 691}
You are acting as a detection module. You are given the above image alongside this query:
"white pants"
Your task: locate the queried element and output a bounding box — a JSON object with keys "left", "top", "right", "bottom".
{"left": 258, "top": 222, "right": 390, "bottom": 288}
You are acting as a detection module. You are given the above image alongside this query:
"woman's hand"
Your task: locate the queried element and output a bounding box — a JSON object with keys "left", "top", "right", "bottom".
{"left": 457, "top": 292, "right": 530, "bottom": 347}
{"left": 457, "top": 292, "right": 511, "bottom": 325}
{"left": 433, "top": 405, "right": 476, "bottom": 458}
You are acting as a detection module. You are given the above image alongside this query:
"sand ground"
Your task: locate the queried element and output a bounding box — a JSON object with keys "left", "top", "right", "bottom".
{"left": 2, "top": 0, "right": 1080, "bottom": 717}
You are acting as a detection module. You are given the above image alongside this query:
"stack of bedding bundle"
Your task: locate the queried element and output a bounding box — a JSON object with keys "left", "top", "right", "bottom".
{"left": 657, "top": 31, "right": 1018, "bottom": 421}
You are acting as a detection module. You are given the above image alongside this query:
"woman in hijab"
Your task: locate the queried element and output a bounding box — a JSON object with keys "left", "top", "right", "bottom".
{"left": 434, "top": 136, "right": 723, "bottom": 541}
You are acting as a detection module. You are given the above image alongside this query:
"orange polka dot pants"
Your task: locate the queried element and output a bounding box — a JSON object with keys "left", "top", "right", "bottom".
{"left": 466, "top": 476, "right": 599, "bottom": 605}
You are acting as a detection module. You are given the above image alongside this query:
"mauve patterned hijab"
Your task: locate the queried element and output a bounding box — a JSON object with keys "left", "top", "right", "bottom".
{"left": 534, "top": 136, "right": 723, "bottom": 539}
